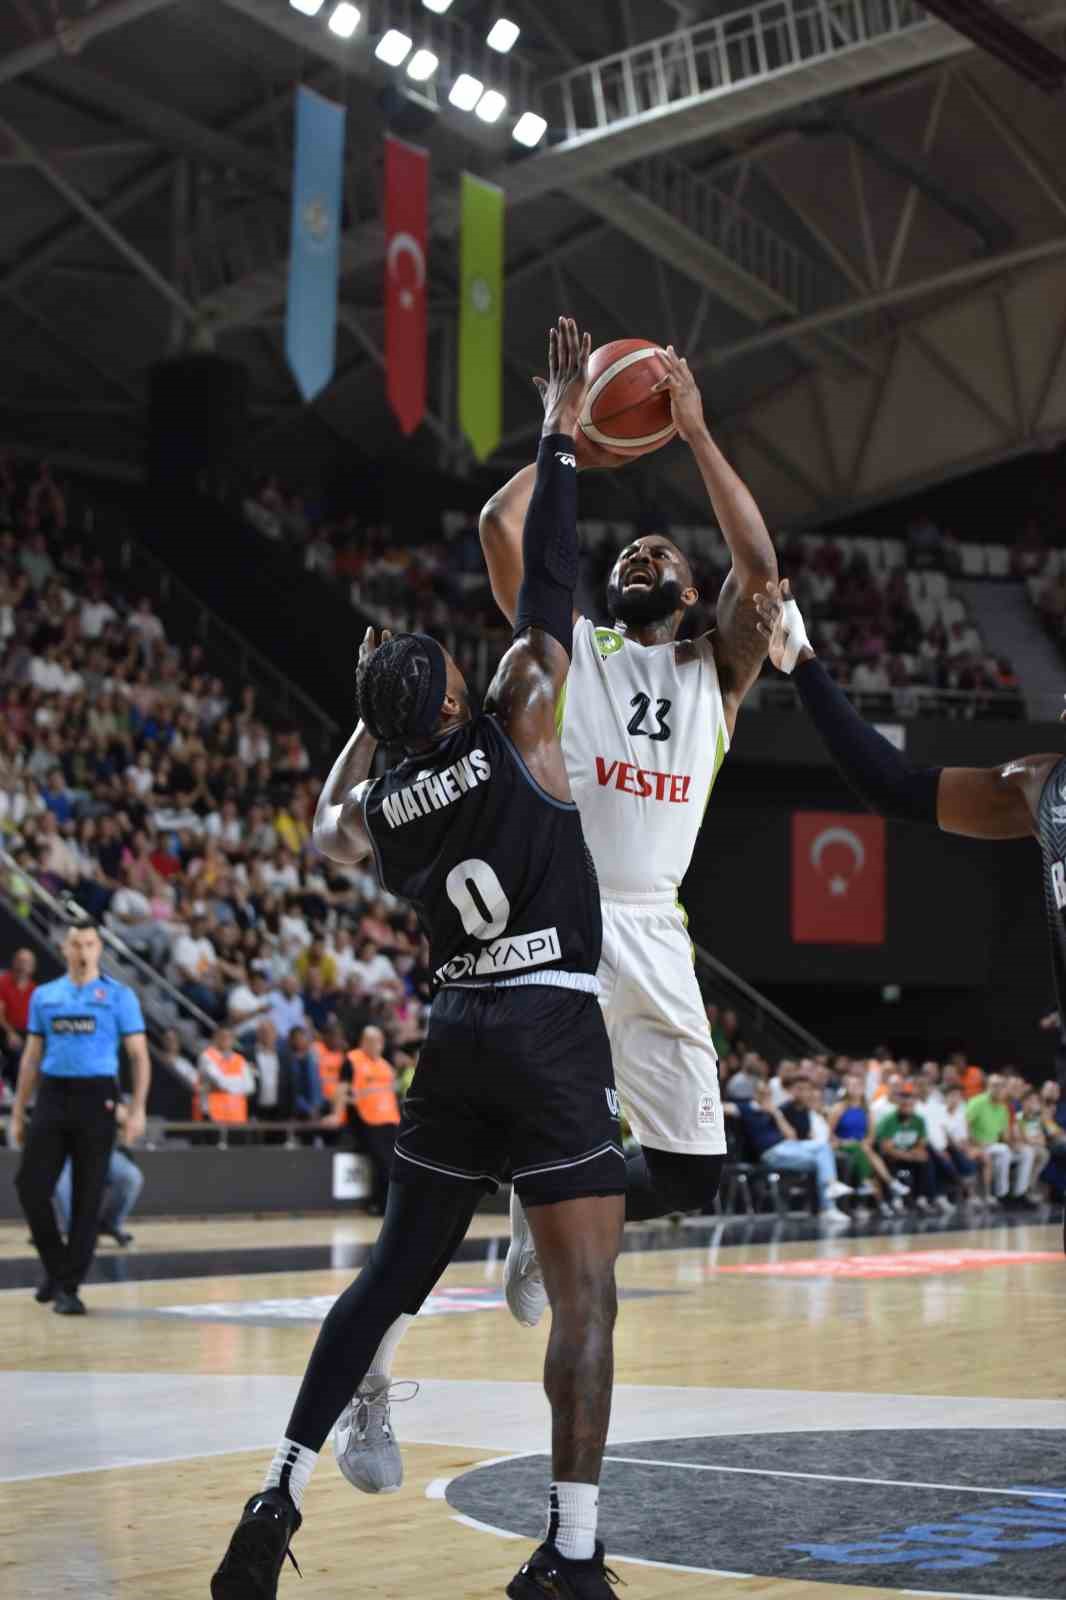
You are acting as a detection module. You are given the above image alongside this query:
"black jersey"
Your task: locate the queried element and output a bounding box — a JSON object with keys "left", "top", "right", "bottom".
{"left": 362, "top": 713, "right": 601, "bottom": 988}
{"left": 1037, "top": 755, "right": 1066, "bottom": 1021}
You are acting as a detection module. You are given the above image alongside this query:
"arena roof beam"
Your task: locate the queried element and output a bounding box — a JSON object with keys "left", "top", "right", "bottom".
{"left": 0, "top": 115, "right": 198, "bottom": 325}
{"left": 702, "top": 233, "right": 1066, "bottom": 369}
{"left": 31, "top": 62, "right": 284, "bottom": 187}
{"left": 0, "top": 0, "right": 179, "bottom": 87}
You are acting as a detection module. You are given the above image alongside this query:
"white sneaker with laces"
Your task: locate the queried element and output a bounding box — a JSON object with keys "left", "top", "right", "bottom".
{"left": 889, "top": 1178, "right": 910, "bottom": 1198}
{"left": 821, "top": 1205, "right": 851, "bottom": 1225}
{"left": 935, "top": 1195, "right": 955, "bottom": 1215}
{"left": 915, "top": 1196, "right": 934, "bottom": 1214}
{"left": 826, "top": 1180, "right": 854, "bottom": 1201}
{"left": 333, "top": 1378, "right": 418, "bottom": 1494}
{"left": 504, "top": 1185, "right": 547, "bottom": 1328}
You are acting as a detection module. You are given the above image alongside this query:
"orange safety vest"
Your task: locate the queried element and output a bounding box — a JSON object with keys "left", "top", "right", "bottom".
{"left": 346, "top": 1049, "right": 400, "bottom": 1126}
{"left": 315, "top": 1042, "right": 344, "bottom": 1107}
{"left": 204, "top": 1046, "right": 249, "bottom": 1124}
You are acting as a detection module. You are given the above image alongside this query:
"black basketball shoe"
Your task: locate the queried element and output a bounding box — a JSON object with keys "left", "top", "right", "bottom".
{"left": 507, "top": 1540, "right": 620, "bottom": 1598}
{"left": 210, "top": 1487, "right": 302, "bottom": 1600}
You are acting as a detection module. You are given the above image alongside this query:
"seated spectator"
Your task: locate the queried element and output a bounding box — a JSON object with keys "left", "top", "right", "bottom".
{"left": 198, "top": 1024, "right": 255, "bottom": 1126}
{"left": 42, "top": 767, "right": 73, "bottom": 825}
{"left": 172, "top": 911, "right": 223, "bottom": 1020}
{"left": 966, "top": 1073, "right": 1039, "bottom": 1208}
{"left": 1038, "top": 1080, "right": 1066, "bottom": 1199}
{"left": 736, "top": 1084, "right": 853, "bottom": 1221}
{"left": 351, "top": 937, "right": 399, "bottom": 996}
{"left": 155, "top": 1026, "right": 199, "bottom": 1116}
{"left": 337, "top": 1025, "right": 401, "bottom": 1215}
{"left": 876, "top": 1084, "right": 942, "bottom": 1212}
{"left": 285, "top": 1024, "right": 324, "bottom": 1123}
{"left": 711, "top": 1006, "right": 739, "bottom": 1059}
{"left": 724, "top": 1050, "right": 766, "bottom": 1102}
{"left": 920, "top": 1083, "right": 978, "bottom": 1205}
{"left": 106, "top": 866, "right": 171, "bottom": 967}
{"left": 1016, "top": 1089, "right": 1049, "bottom": 1200}
{"left": 55, "top": 1123, "right": 143, "bottom": 1247}
{"left": 227, "top": 968, "right": 274, "bottom": 1030}
{"left": 126, "top": 595, "right": 166, "bottom": 661}
{"left": 768, "top": 1059, "right": 800, "bottom": 1108}
{"left": 295, "top": 934, "right": 338, "bottom": 992}
{"left": 269, "top": 973, "right": 306, "bottom": 1040}
{"left": 303, "top": 971, "right": 334, "bottom": 1033}
{"left": 827, "top": 1070, "right": 907, "bottom": 1216}
{"left": 0, "top": 946, "right": 36, "bottom": 1087}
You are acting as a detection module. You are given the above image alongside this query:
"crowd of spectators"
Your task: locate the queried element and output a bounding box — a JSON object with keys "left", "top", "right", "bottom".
{"left": 709, "top": 1023, "right": 1066, "bottom": 1221}
{"left": 0, "top": 458, "right": 429, "bottom": 1190}
{"left": 244, "top": 477, "right": 1021, "bottom": 718}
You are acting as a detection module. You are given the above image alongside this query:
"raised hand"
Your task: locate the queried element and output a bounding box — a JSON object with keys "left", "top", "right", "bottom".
{"left": 533, "top": 316, "right": 592, "bottom": 438}
{"left": 754, "top": 578, "right": 813, "bottom": 674}
{"left": 358, "top": 625, "right": 392, "bottom": 674}
{"left": 651, "top": 345, "right": 707, "bottom": 443}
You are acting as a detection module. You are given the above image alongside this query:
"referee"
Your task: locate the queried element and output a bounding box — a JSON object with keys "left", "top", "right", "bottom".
{"left": 10, "top": 925, "right": 150, "bottom": 1315}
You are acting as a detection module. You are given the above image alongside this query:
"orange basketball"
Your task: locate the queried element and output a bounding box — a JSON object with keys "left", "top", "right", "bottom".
{"left": 578, "top": 338, "right": 677, "bottom": 458}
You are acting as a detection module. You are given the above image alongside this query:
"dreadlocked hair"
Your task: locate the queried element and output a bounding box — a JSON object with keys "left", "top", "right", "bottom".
{"left": 357, "top": 633, "right": 443, "bottom": 745}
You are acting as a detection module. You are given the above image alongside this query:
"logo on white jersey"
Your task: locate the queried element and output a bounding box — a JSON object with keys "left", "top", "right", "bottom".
{"left": 593, "top": 627, "right": 624, "bottom": 659}
{"left": 698, "top": 1095, "right": 719, "bottom": 1127}
{"left": 595, "top": 756, "right": 691, "bottom": 804}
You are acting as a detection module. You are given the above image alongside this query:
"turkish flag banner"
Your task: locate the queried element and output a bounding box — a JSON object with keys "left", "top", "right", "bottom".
{"left": 384, "top": 135, "right": 428, "bottom": 436}
{"left": 791, "top": 812, "right": 886, "bottom": 945}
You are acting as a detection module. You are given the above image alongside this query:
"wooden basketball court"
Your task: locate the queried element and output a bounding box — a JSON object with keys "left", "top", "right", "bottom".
{"left": 2, "top": 1210, "right": 1064, "bottom": 1599}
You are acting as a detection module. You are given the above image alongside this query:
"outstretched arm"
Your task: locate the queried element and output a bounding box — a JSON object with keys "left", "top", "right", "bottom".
{"left": 485, "top": 318, "right": 590, "bottom": 800}
{"left": 654, "top": 348, "right": 777, "bottom": 710}
{"left": 312, "top": 627, "right": 386, "bottom": 865}
{"left": 755, "top": 580, "right": 1058, "bottom": 841}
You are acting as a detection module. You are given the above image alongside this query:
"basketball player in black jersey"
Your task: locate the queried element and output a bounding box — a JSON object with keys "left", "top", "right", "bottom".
{"left": 210, "top": 320, "right": 626, "bottom": 1600}
{"left": 756, "top": 577, "right": 1066, "bottom": 1250}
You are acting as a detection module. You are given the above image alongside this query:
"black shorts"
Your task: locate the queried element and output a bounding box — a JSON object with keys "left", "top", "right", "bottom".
{"left": 391, "top": 983, "right": 625, "bottom": 1206}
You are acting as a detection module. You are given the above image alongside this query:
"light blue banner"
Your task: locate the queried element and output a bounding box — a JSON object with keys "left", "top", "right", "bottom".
{"left": 286, "top": 85, "right": 346, "bottom": 403}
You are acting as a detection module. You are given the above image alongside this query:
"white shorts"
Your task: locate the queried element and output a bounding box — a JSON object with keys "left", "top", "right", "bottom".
{"left": 598, "top": 891, "right": 725, "bottom": 1156}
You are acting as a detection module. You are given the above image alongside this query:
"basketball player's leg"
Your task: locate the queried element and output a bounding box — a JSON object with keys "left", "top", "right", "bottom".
{"left": 606, "top": 900, "right": 727, "bottom": 1217}
{"left": 211, "top": 1175, "right": 481, "bottom": 1600}
{"left": 502, "top": 989, "right": 626, "bottom": 1597}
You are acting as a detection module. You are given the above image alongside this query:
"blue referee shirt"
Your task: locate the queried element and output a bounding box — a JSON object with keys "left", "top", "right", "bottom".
{"left": 27, "top": 973, "right": 145, "bottom": 1078}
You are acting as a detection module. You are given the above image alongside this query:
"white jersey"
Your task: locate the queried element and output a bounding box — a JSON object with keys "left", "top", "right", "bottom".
{"left": 559, "top": 616, "right": 729, "bottom": 896}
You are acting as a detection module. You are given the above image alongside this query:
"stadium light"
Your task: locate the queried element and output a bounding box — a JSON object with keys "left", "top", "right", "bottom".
{"left": 512, "top": 111, "right": 547, "bottom": 148}
{"left": 422, "top": 0, "right": 453, "bottom": 11}
{"left": 375, "top": 27, "right": 412, "bottom": 64}
{"left": 449, "top": 73, "right": 484, "bottom": 111}
{"left": 486, "top": 18, "right": 520, "bottom": 52}
{"left": 328, "top": 2, "right": 361, "bottom": 37}
{"left": 407, "top": 48, "right": 439, "bottom": 81}
{"left": 475, "top": 88, "right": 507, "bottom": 123}
{"left": 289, "top": 0, "right": 326, "bottom": 14}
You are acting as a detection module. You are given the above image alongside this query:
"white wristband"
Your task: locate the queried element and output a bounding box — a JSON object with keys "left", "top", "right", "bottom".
{"left": 779, "top": 596, "right": 812, "bottom": 675}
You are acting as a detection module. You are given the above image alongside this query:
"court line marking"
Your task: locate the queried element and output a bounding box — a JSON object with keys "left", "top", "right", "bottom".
{"left": 601, "top": 1456, "right": 1066, "bottom": 1499}
{"left": 438, "top": 1467, "right": 1060, "bottom": 1596}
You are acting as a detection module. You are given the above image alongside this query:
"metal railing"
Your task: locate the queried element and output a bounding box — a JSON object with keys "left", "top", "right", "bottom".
{"left": 546, "top": 0, "right": 932, "bottom": 142}
{"left": 694, "top": 939, "right": 828, "bottom": 1061}
{"left": 85, "top": 512, "right": 340, "bottom": 764}
{"left": 758, "top": 679, "right": 1025, "bottom": 720}
{"left": 625, "top": 152, "right": 841, "bottom": 316}
{"left": 0, "top": 849, "right": 215, "bottom": 1046}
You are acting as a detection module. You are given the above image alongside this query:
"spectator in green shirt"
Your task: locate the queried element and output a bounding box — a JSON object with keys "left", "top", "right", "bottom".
{"left": 876, "top": 1086, "right": 938, "bottom": 1211}
{"left": 966, "top": 1074, "right": 1039, "bottom": 1208}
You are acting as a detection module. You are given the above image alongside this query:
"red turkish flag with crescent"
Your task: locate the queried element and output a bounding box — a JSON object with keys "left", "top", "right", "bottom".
{"left": 384, "top": 135, "right": 428, "bottom": 436}
{"left": 791, "top": 812, "right": 886, "bottom": 945}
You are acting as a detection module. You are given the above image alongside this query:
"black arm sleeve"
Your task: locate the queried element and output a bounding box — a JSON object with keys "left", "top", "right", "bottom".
{"left": 513, "top": 431, "right": 578, "bottom": 656}
{"left": 793, "top": 656, "right": 941, "bottom": 825}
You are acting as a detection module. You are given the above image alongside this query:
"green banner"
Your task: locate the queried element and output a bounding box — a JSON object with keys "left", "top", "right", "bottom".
{"left": 458, "top": 172, "right": 504, "bottom": 461}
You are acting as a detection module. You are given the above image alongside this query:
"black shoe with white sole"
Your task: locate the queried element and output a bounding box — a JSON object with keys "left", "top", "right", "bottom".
{"left": 211, "top": 1488, "right": 301, "bottom": 1600}
{"left": 507, "top": 1540, "right": 620, "bottom": 1599}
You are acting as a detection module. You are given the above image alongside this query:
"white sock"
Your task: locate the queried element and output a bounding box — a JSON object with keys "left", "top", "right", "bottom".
{"left": 264, "top": 1437, "right": 318, "bottom": 1512}
{"left": 363, "top": 1312, "right": 414, "bottom": 1387}
{"left": 548, "top": 1481, "right": 599, "bottom": 1561}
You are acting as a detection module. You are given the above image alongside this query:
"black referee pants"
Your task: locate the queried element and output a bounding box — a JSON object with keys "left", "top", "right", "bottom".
{"left": 16, "top": 1076, "right": 117, "bottom": 1294}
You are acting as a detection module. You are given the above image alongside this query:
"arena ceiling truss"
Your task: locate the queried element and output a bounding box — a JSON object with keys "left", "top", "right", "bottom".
{"left": 3, "top": 0, "right": 1066, "bottom": 527}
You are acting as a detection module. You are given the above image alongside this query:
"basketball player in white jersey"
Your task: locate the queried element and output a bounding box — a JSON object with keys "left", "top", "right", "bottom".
{"left": 479, "top": 348, "right": 781, "bottom": 1303}
{"left": 331, "top": 348, "right": 782, "bottom": 1504}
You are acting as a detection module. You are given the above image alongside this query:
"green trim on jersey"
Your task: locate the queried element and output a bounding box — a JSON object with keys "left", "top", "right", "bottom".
{"left": 701, "top": 725, "right": 727, "bottom": 819}
{"left": 554, "top": 677, "right": 568, "bottom": 739}
{"left": 675, "top": 895, "right": 697, "bottom": 966}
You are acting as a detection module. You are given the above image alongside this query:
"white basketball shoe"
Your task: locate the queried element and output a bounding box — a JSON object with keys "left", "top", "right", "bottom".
{"left": 504, "top": 1186, "right": 548, "bottom": 1328}
{"left": 333, "top": 1378, "right": 418, "bottom": 1494}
